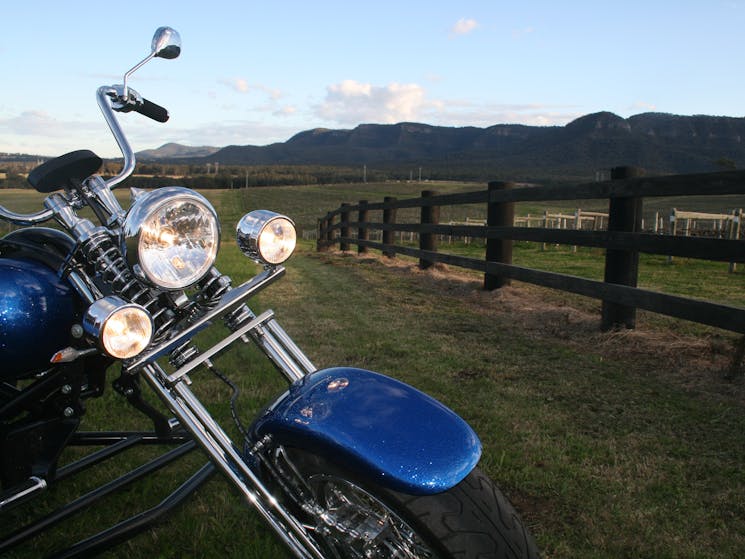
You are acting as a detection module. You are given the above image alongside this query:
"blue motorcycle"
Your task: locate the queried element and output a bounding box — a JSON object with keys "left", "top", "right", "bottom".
{"left": 0, "top": 28, "right": 538, "bottom": 559}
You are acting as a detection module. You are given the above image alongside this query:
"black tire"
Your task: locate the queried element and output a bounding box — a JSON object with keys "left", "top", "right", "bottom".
{"left": 266, "top": 446, "right": 540, "bottom": 559}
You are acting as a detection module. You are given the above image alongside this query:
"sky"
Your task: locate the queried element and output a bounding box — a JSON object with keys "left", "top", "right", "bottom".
{"left": 2, "top": 0, "right": 745, "bottom": 158}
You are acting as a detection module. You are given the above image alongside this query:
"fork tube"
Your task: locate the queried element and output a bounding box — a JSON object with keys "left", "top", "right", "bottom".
{"left": 140, "top": 364, "right": 324, "bottom": 559}
{"left": 250, "top": 326, "right": 308, "bottom": 383}
{"left": 264, "top": 320, "right": 316, "bottom": 375}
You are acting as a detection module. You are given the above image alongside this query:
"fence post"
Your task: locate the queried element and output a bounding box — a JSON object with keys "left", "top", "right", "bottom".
{"left": 419, "top": 190, "right": 440, "bottom": 269}
{"left": 325, "top": 214, "right": 335, "bottom": 249}
{"left": 729, "top": 208, "right": 742, "bottom": 273}
{"left": 317, "top": 216, "right": 333, "bottom": 252}
{"left": 382, "top": 196, "right": 397, "bottom": 258}
{"left": 667, "top": 208, "right": 678, "bottom": 264}
{"left": 484, "top": 181, "right": 515, "bottom": 290}
{"left": 316, "top": 218, "right": 325, "bottom": 252}
{"left": 339, "top": 203, "right": 350, "bottom": 252}
{"left": 601, "top": 166, "right": 644, "bottom": 330}
{"left": 358, "top": 200, "right": 369, "bottom": 254}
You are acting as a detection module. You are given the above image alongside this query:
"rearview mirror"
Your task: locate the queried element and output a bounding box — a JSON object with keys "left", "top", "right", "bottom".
{"left": 151, "top": 27, "right": 181, "bottom": 59}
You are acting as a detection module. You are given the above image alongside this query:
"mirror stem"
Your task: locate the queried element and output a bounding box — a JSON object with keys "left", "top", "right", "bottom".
{"left": 122, "top": 52, "right": 155, "bottom": 101}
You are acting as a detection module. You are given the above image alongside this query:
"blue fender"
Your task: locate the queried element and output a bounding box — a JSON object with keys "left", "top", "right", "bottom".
{"left": 249, "top": 367, "right": 481, "bottom": 495}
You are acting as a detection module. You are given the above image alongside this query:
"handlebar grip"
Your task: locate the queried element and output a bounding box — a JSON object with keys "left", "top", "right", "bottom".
{"left": 135, "top": 97, "right": 170, "bottom": 123}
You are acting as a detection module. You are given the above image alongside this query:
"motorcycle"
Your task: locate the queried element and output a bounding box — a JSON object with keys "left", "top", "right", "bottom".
{"left": 0, "top": 28, "right": 539, "bottom": 558}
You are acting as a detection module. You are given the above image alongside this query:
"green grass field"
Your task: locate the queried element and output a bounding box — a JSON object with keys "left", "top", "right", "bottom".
{"left": 2, "top": 185, "right": 745, "bottom": 558}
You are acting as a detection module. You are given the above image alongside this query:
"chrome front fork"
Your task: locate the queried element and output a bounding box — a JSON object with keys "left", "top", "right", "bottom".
{"left": 142, "top": 360, "right": 324, "bottom": 559}
{"left": 132, "top": 264, "right": 322, "bottom": 557}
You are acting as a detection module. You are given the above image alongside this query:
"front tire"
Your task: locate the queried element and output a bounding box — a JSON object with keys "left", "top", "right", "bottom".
{"left": 264, "top": 446, "right": 540, "bottom": 559}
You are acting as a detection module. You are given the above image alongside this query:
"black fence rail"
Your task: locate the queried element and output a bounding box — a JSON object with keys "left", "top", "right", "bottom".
{"left": 317, "top": 167, "right": 745, "bottom": 334}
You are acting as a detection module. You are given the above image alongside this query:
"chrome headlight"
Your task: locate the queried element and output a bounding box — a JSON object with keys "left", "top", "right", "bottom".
{"left": 83, "top": 296, "right": 153, "bottom": 359}
{"left": 122, "top": 187, "right": 220, "bottom": 289}
{"left": 236, "top": 210, "right": 296, "bottom": 265}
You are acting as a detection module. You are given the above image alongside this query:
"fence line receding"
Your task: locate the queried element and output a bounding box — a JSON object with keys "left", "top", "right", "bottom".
{"left": 316, "top": 166, "right": 745, "bottom": 334}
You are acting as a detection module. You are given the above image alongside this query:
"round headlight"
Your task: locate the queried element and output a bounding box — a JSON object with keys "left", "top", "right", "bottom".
{"left": 237, "top": 210, "right": 296, "bottom": 265}
{"left": 122, "top": 187, "right": 220, "bottom": 289}
{"left": 83, "top": 296, "right": 153, "bottom": 359}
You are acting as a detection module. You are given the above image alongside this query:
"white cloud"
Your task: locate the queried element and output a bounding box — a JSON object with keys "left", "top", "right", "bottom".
{"left": 313, "top": 80, "right": 581, "bottom": 129}
{"left": 162, "top": 120, "right": 301, "bottom": 147}
{"left": 219, "top": 79, "right": 282, "bottom": 100}
{"left": 221, "top": 78, "right": 250, "bottom": 93}
{"left": 256, "top": 84, "right": 283, "bottom": 101}
{"left": 2, "top": 110, "right": 73, "bottom": 137}
{"left": 0, "top": 110, "right": 122, "bottom": 156}
{"left": 220, "top": 78, "right": 284, "bottom": 101}
{"left": 316, "top": 80, "right": 428, "bottom": 124}
{"left": 451, "top": 18, "right": 479, "bottom": 37}
{"left": 425, "top": 101, "right": 581, "bottom": 128}
{"left": 0, "top": 107, "right": 304, "bottom": 157}
{"left": 273, "top": 106, "right": 296, "bottom": 117}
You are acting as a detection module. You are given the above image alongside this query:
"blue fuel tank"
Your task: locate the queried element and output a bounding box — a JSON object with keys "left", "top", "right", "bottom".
{"left": 0, "top": 229, "right": 80, "bottom": 380}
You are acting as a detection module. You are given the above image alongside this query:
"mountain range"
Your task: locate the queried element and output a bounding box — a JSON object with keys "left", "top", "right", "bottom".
{"left": 137, "top": 111, "right": 745, "bottom": 180}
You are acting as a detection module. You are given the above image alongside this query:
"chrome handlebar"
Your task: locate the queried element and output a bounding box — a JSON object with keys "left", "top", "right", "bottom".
{"left": 0, "top": 206, "right": 54, "bottom": 226}
{"left": 0, "top": 27, "right": 181, "bottom": 227}
{"left": 0, "top": 88, "right": 132, "bottom": 227}
{"left": 98, "top": 86, "right": 137, "bottom": 190}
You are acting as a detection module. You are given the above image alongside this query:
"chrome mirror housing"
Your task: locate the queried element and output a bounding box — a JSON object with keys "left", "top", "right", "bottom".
{"left": 151, "top": 27, "right": 181, "bottom": 59}
{"left": 121, "top": 27, "right": 181, "bottom": 100}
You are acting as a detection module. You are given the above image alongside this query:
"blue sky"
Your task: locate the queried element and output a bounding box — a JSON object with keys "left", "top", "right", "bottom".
{"left": 2, "top": 0, "right": 744, "bottom": 158}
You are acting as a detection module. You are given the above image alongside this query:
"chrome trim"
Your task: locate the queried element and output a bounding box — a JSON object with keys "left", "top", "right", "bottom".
{"left": 250, "top": 321, "right": 311, "bottom": 383}
{"left": 166, "top": 310, "right": 275, "bottom": 384}
{"left": 0, "top": 477, "right": 47, "bottom": 512}
{"left": 121, "top": 186, "right": 220, "bottom": 289}
{"left": 0, "top": 206, "right": 53, "bottom": 226}
{"left": 66, "top": 270, "right": 98, "bottom": 305}
{"left": 141, "top": 364, "right": 325, "bottom": 559}
{"left": 82, "top": 296, "right": 153, "bottom": 358}
{"left": 150, "top": 26, "right": 181, "bottom": 60}
{"left": 85, "top": 174, "right": 126, "bottom": 227}
{"left": 98, "top": 86, "right": 135, "bottom": 189}
{"left": 121, "top": 27, "right": 181, "bottom": 100}
{"left": 236, "top": 210, "right": 296, "bottom": 265}
{"left": 83, "top": 296, "right": 149, "bottom": 338}
{"left": 124, "top": 266, "right": 286, "bottom": 372}
{"left": 265, "top": 320, "right": 316, "bottom": 375}
{"left": 44, "top": 193, "right": 98, "bottom": 242}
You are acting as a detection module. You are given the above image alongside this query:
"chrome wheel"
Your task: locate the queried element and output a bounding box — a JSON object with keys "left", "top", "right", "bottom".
{"left": 307, "top": 473, "right": 438, "bottom": 559}
{"left": 259, "top": 445, "right": 539, "bottom": 559}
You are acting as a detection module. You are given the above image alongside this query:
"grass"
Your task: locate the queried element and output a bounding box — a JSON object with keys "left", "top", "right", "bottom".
{"left": 277, "top": 248, "right": 745, "bottom": 559}
{"left": 2, "top": 185, "right": 745, "bottom": 558}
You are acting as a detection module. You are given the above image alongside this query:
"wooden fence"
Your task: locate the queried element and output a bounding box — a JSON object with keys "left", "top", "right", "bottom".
{"left": 317, "top": 167, "right": 745, "bottom": 334}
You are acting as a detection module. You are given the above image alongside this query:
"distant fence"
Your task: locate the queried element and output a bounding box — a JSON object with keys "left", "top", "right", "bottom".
{"left": 317, "top": 167, "right": 745, "bottom": 334}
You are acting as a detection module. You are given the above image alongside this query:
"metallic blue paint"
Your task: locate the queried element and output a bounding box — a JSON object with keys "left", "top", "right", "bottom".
{"left": 251, "top": 367, "right": 481, "bottom": 495}
{"left": 0, "top": 257, "right": 77, "bottom": 379}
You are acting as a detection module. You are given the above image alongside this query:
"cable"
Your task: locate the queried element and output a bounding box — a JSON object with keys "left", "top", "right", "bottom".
{"left": 208, "top": 365, "right": 248, "bottom": 440}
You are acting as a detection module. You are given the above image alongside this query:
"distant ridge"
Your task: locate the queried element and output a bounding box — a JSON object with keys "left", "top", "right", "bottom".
{"left": 127, "top": 112, "right": 745, "bottom": 179}
{"left": 136, "top": 142, "right": 220, "bottom": 160}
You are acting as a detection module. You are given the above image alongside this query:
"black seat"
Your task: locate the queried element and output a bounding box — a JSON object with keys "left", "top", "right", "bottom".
{"left": 27, "top": 150, "right": 103, "bottom": 193}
